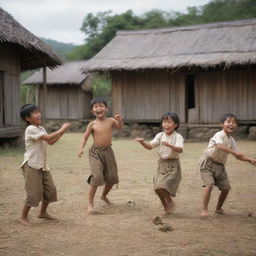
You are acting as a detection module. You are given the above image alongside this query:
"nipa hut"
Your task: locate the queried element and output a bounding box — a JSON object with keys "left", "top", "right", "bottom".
{"left": 23, "top": 61, "right": 92, "bottom": 120}
{"left": 82, "top": 19, "right": 256, "bottom": 126}
{"left": 0, "top": 7, "right": 62, "bottom": 141}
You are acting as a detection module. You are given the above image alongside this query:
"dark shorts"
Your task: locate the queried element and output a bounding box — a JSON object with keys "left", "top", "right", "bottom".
{"left": 87, "top": 145, "right": 119, "bottom": 186}
{"left": 22, "top": 162, "right": 57, "bottom": 207}
{"left": 199, "top": 157, "right": 231, "bottom": 191}
{"left": 153, "top": 158, "right": 181, "bottom": 197}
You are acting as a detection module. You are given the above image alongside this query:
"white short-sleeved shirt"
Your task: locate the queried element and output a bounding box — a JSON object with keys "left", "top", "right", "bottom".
{"left": 150, "top": 131, "right": 184, "bottom": 159}
{"left": 204, "top": 130, "right": 238, "bottom": 164}
{"left": 21, "top": 125, "right": 50, "bottom": 171}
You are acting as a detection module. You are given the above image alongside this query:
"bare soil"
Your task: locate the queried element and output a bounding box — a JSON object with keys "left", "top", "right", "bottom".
{"left": 0, "top": 134, "right": 256, "bottom": 256}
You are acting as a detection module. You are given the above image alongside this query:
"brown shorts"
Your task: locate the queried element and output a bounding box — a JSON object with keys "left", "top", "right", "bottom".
{"left": 87, "top": 145, "right": 119, "bottom": 186}
{"left": 199, "top": 157, "right": 231, "bottom": 191}
{"left": 153, "top": 158, "right": 181, "bottom": 197}
{"left": 22, "top": 162, "right": 57, "bottom": 207}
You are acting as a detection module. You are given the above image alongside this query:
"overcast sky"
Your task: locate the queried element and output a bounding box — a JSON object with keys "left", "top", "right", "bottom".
{"left": 1, "top": 0, "right": 211, "bottom": 45}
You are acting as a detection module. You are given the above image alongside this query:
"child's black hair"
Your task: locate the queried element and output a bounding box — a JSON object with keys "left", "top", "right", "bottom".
{"left": 220, "top": 113, "right": 239, "bottom": 124}
{"left": 20, "top": 104, "right": 39, "bottom": 124}
{"left": 90, "top": 97, "right": 108, "bottom": 109}
{"left": 161, "top": 112, "right": 180, "bottom": 130}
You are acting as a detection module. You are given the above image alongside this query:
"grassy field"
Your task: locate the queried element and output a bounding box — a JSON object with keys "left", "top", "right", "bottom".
{"left": 0, "top": 133, "right": 256, "bottom": 256}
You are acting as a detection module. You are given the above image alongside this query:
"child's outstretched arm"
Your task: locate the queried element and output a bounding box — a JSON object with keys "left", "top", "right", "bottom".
{"left": 113, "top": 114, "right": 124, "bottom": 130}
{"left": 234, "top": 154, "right": 256, "bottom": 166}
{"left": 216, "top": 143, "right": 256, "bottom": 165}
{"left": 78, "top": 122, "right": 93, "bottom": 158}
{"left": 41, "top": 122, "right": 70, "bottom": 145}
{"left": 135, "top": 138, "right": 153, "bottom": 150}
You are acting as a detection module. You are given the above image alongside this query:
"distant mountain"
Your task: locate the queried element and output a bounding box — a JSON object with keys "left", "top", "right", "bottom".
{"left": 41, "top": 38, "right": 77, "bottom": 60}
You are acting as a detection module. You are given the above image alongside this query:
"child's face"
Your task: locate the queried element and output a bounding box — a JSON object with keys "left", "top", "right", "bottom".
{"left": 162, "top": 118, "right": 176, "bottom": 135}
{"left": 91, "top": 102, "right": 108, "bottom": 119}
{"left": 222, "top": 117, "right": 237, "bottom": 135}
{"left": 25, "top": 110, "right": 42, "bottom": 126}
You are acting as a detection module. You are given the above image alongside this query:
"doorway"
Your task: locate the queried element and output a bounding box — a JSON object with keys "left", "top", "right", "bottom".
{"left": 185, "top": 74, "right": 199, "bottom": 123}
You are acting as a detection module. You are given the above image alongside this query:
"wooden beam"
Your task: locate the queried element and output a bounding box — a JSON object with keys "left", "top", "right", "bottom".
{"left": 42, "top": 62, "right": 47, "bottom": 122}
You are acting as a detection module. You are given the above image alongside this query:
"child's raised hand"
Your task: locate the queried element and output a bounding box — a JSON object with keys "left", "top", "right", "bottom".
{"left": 61, "top": 122, "right": 71, "bottom": 132}
{"left": 114, "top": 114, "right": 123, "bottom": 122}
{"left": 78, "top": 149, "right": 84, "bottom": 158}
{"left": 135, "top": 138, "right": 144, "bottom": 142}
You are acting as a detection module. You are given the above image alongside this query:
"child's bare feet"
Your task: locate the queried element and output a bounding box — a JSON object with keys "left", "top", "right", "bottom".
{"left": 20, "top": 217, "right": 32, "bottom": 225}
{"left": 101, "top": 196, "right": 112, "bottom": 205}
{"left": 200, "top": 209, "right": 209, "bottom": 217}
{"left": 215, "top": 208, "right": 225, "bottom": 214}
{"left": 38, "top": 212, "right": 56, "bottom": 219}
{"left": 87, "top": 205, "right": 101, "bottom": 215}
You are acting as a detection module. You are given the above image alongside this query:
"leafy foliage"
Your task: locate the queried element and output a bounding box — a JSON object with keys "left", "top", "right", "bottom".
{"left": 67, "top": 0, "right": 256, "bottom": 60}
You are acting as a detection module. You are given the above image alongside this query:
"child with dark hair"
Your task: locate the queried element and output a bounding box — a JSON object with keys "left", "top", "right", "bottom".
{"left": 136, "top": 112, "right": 184, "bottom": 215}
{"left": 78, "top": 97, "right": 123, "bottom": 214}
{"left": 199, "top": 113, "right": 256, "bottom": 217}
{"left": 20, "top": 104, "right": 70, "bottom": 225}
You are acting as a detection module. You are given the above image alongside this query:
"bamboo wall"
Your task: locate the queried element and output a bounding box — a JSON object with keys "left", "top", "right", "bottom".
{"left": 197, "top": 69, "right": 256, "bottom": 123}
{"left": 38, "top": 85, "right": 92, "bottom": 119}
{"left": 112, "top": 70, "right": 185, "bottom": 122}
{"left": 111, "top": 68, "right": 256, "bottom": 124}
{"left": 0, "top": 45, "right": 21, "bottom": 129}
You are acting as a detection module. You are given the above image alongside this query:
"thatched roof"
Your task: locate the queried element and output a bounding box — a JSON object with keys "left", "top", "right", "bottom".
{"left": 23, "top": 61, "right": 92, "bottom": 92}
{"left": 0, "top": 7, "right": 62, "bottom": 71}
{"left": 82, "top": 19, "right": 256, "bottom": 71}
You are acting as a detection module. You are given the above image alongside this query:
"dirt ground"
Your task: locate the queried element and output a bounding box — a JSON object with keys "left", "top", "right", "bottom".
{"left": 0, "top": 133, "right": 256, "bottom": 256}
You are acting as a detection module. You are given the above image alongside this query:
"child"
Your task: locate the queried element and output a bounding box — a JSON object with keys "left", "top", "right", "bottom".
{"left": 20, "top": 104, "right": 70, "bottom": 225}
{"left": 199, "top": 113, "right": 256, "bottom": 217}
{"left": 78, "top": 97, "right": 123, "bottom": 214}
{"left": 136, "top": 112, "right": 184, "bottom": 215}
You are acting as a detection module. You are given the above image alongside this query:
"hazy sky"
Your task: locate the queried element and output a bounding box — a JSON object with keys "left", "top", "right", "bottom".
{"left": 1, "top": 0, "right": 211, "bottom": 45}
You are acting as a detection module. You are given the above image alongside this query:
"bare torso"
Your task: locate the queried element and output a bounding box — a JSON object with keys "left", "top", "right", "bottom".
{"left": 91, "top": 118, "right": 115, "bottom": 146}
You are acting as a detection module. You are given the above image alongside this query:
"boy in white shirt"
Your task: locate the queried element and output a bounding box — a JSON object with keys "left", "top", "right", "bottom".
{"left": 199, "top": 113, "right": 256, "bottom": 217}
{"left": 20, "top": 104, "right": 70, "bottom": 225}
{"left": 136, "top": 112, "right": 184, "bottom": 215}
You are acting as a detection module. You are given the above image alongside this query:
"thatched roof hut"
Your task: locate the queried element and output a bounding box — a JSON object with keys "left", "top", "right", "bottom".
{"left": 0, "top": 7, "right": 62, "bottom": 142}
{"left": 24, "top": 61, "right": 91, "bottom": 90}
{"left": 81, "top": 19, "right": 256, "bottom": 127}
{"left": 82, "top": 19, "right": 256, "bottom": 71}
{"left": 23, "top": 61, "right": 92, "bottom": 120}
{"left": 0, "top": 7, "right": 62, "bottom": 71}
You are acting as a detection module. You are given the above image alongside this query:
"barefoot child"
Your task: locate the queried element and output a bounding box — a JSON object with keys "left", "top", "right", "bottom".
{"left": 78, "top": 97, "right": 123, "bottom": 214}
{"left": 20, "top": 104, "right": 70, "bottom": 225}
{"left": 136, "top": 112, "right": 184, "bottom": 215}
{"left": 199, "top": 113, "right": 256, "bottom": 217}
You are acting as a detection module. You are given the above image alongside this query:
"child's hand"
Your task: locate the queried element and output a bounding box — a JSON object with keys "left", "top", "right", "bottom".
{"left": 135, "top": 138, "right": 144, "bottom": 142}
{"left": 249, "top": 159, "right": 256, "bottom": 166}
{"left": 61, "top": 122, "right": 71, "bottom": 132}
{"left": 114, "top": 114, "right": 123, "bottom": 122}
{"left": 161, "top": 141, "right": 170, "bottom": 147}
{"left": 78, "top": 149, "right": 84, "bottom": 158}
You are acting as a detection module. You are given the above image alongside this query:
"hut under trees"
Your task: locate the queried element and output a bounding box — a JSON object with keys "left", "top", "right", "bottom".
{"left": 82, "top": 19, "right": 256, "bottom": 129}
{"left": 0, "top": 7, "right": 62, "bottom": 142}
{"left": 23, "top": 61, "right": 92, "bottom": 120}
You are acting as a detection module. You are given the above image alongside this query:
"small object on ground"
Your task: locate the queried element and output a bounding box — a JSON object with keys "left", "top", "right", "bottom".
{"left": 248, "top": 211, "right": 253, "bottom": 217}
{"left": 152, "top": 216, "right": 163, "bottom": 225}
{"left": 127, "top": 201, "right": 136, "bottom": 206}
{"left": 158, "top": 223, "right": 173, "bottom": 232}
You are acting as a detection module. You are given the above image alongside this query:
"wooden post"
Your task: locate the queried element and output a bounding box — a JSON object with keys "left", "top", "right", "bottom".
{"left": 43, "top": 64, "right": 47, "bottom": 123}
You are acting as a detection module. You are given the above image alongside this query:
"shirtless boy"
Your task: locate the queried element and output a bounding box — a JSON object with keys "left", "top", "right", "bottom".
{"left": 78, "top": 97, "right": 123, "bottom": 213}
